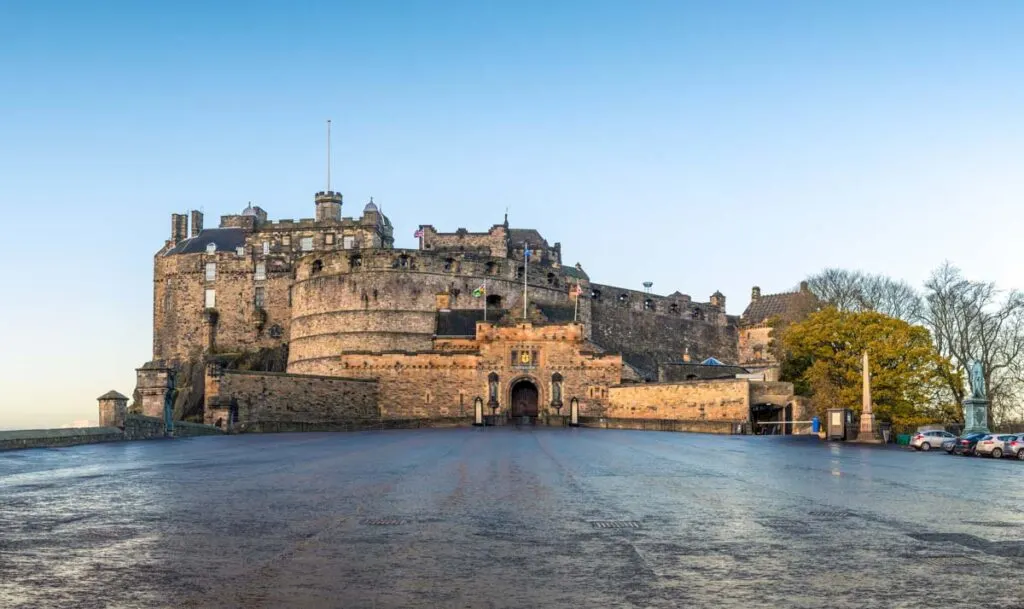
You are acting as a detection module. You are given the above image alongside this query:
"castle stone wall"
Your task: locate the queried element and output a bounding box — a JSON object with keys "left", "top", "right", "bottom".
{"left": 212, "top": 370, "right": 379, "bottom": 426}
{"left": 606, "top": 380, "right": 751, "bottom": 421}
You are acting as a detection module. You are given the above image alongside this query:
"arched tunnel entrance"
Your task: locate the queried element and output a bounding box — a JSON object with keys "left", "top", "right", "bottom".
{"left": 510, "top": 378, "right": 539, "bottom": 420}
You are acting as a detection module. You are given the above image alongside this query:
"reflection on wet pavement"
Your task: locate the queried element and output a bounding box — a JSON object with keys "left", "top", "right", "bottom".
{"left": 2, "top": 429, "right": 1023, "bottom": 608}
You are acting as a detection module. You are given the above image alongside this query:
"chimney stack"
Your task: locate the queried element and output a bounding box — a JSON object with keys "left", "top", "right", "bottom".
{"left": 191, "top": 210, "right": 204, "bottom": 237}
{"left": 751, "top": 286, "right": 761, "bottom": 301}
{"left": 171, "top": 214, "right": 188, "bottom": 244}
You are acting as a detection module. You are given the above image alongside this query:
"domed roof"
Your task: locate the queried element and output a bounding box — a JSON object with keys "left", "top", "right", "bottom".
{"left": 364, "top": 197, "right": 378, "bottom": 212}
{"left": 241, "top": 202, "right": 257, "bottom": 216}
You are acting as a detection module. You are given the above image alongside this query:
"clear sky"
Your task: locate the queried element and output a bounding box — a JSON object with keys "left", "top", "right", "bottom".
{"left": 1, "top": 1, "right": 1022, "bottom": 429}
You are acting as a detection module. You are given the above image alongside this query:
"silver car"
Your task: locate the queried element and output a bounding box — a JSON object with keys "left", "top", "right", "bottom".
{"left": 911, "top": 430, "right": 957, "bottom": 451}
{"left": 974, "top": 434, "right": 1018, "bottom": 458}
{"left": 998, "top": 433, "right": 1024, "bottom": 460}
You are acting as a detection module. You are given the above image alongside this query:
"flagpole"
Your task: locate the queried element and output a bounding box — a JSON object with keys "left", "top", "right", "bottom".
{"left": 483, "top": 277, "right": 487, "bottom": 322}
{"left": 522, "top": 241, "right": 528, "bottom": 319}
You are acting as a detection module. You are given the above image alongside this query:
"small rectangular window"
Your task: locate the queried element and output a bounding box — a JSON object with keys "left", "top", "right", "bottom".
{"left": 300, "top": 237, "right": 313, "bottom": 251}
{"left": 262, "top": 241, "right": 270, "bottom": 255}
{"left": 205, "top": 262, "right": 216, "bottom": 281}
{"left": 343, "top": 235, "right": 355, "bottom": 250}
{"left": 254, "top": 286, "right": 265, "bottom": 308}
{"left": 255, "top": 262, "right": 266, "bottom": 281}
{"left": 325, "top": 233, "right": 334, "bottom": 245}
{"left": 282, "top": 235, "right": 291, "bottom": 247}
{"left": 205, "top": 289, "right": 216, "bottom": 308}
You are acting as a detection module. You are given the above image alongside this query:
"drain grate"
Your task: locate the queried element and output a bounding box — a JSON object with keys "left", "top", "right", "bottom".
{"left": 590, "top": 521, "right": 641, "bottom": 529}
{"left": 360, "top": 518, "right": 407, "bottom": 526}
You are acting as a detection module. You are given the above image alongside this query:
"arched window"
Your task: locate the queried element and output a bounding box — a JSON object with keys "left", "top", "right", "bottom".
{"left": 311, "top": 259, "right": 323, "bottom": 275}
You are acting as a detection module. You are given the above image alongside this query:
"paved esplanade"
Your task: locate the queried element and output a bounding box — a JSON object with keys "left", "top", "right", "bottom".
{"left": 2, "top": 429, "right": 1023, "bottom": 608}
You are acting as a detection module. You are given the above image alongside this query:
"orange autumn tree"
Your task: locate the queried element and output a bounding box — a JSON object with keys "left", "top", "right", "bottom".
{"left": 777, "top": 308, "right": 958, "bottom": 427}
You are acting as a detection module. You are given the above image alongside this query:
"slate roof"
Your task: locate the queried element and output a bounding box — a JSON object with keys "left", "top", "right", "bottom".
{"left": 660, "top": 362, "right": 750, "bottom": 382}
{"left": 562, "top": 265, "right": 590, "bottom": 280}
{"left": 741, "top": 290, "right": 819, "bottom": 326}
{"left": 435, "top": 309, "right": 488, "bottom": 337}
{"left": 536, "top": 304, "right": 577, "bottom": 323}
{"left": 164, "top": 228, "right": 247, "bottom": 256}
{"left": 97, "top": 390, "right": 129, "bottom": 400}
{"left": 509, "top": 228, "right": 549, "bottom": 249}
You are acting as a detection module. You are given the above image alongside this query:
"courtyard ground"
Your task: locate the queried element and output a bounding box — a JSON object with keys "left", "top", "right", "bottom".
{"left": 2, "top": 428, "right": 1023, "bottom": 608}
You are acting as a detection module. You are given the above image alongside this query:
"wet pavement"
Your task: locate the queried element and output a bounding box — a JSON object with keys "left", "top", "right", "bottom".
{"left": 2, "top": 428, "right": 1024, "bottom": 609}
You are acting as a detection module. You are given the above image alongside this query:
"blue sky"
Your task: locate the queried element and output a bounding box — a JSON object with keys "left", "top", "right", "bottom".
{"left": 1, "top": 1, "right": 1022, "bottom": 429}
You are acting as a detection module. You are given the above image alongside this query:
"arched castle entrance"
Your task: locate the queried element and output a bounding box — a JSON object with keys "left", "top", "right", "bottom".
{"left": 509, "top": 378, "right": 539, "bottom": 419}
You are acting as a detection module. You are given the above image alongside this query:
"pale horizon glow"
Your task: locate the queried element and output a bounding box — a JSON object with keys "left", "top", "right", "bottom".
{"left": 1, "top": 1, "right": 1022, "bottom": 429}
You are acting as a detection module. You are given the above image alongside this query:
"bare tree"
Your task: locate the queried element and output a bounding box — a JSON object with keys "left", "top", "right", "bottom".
{"left": 922, "top": 262, "right": 1024, "bottom": 426}
{"left": 806, "top": 268, "right": 922, "bottom": 322}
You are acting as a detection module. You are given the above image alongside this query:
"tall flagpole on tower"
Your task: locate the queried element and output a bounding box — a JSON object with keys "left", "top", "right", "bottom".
{"left": 326, "top": 119, "right": 332, "bottom": 191}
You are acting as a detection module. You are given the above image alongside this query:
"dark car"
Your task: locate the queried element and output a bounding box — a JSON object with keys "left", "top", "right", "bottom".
{"left": 951, "top": 432, "right": 988, "bottom": 456}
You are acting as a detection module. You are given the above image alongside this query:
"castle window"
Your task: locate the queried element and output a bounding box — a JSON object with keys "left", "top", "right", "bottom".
{"left": 235, "top": 246, "right": 245, "bottom": 257}
{"left": 444, "top": 258, "right": 454, "bottom": 272}
{"left": 311, "top": 259, "right": 323, "bottom": 275}
{"left": 254, "top": 286, "right": 265, "bottom": 308}
{"left": 262, "top": 241, "right": 270, "bottom": 255}
{"left": 643, "top": 299, "right": 655, "bottom": 311}
{"left": 396, "top": 254, "right": 410, "bottom": 268}
{"left": 205, "top": 262, "right": 217, "bottom": 281}
{"left": 516, "top": 266, "right": 524, "bottom": 279}
{"left": 670, "top": 303, "right": 679, "bottom": 314}
{"left": 269, "top": 324, "right": 282, "bottom": 339}
{"left": 485, "top": 261, "right": 497, "bottom": 275}
{"left": 591, "top": 289, "right": 601, "bottom": 300}
{"left": 618, "top": 293, "right": 629, "bottom": 303}
{"left": 282, "top": 235, "right": 291, "bottom": 247}
{"left": 349, "top": 254, "right": 362, "bottom": 268}
{"left": 343, "top": 235, "right": 355, "bottom": 249}
{"left": 206, "top": 242, "right": 216, "bottom": 254}
{"left": 204, "top": 289, "right": 216, "bottom": 308}
{"left": 254, "top": 262, "right": 266, "bottom": 281}
{"left": 546, "top": 273, "right": 558, "bottom": 287}
{"left": 692, "top": 308, "right": 704, "bottom": 320}
{"left": 300, "top": 237, "right": 313, "bottom": 252}
{"left": 325, "top": 233, "right": 335, "bottom": 245}
{"left": 486, "top": 294, "right": 502, "bottom": 309}
{"left": 163, "top": 279, "right": 172, "bottom": 311}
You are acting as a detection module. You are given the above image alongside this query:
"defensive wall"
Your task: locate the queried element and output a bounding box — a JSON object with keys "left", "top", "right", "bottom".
{"left": 0, "top": 414, "right": 222, "bottom": 452}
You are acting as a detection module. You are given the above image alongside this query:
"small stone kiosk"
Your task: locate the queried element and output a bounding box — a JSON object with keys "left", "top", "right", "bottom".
{"left": 962, "top": 360, "right": 990, "bottom": 435}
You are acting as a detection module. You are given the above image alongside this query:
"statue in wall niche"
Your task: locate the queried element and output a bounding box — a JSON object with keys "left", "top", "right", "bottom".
{"left": 488, "top": 372, "right": 499, "bottom": 405}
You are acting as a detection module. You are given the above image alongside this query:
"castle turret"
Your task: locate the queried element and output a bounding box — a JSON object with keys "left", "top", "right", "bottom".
{"left": 710, "top": 290, "right": 726, "bottom": 309}
{"left": 97, "top": 390, "right": 128, "bottom": 428}
{"left": 315, "top": 191, "right": 343, "bottom": 222}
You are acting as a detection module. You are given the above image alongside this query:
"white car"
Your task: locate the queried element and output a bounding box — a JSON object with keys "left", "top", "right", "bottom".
{"left": 911, "top": 430, "right": 957, "bottom": 451}
{"left": 975, "top": 434, "right": 1019, "bottom": 458}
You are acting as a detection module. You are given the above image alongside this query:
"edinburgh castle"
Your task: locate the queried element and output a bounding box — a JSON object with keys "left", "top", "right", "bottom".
{"left": 137, "top": 184, "right": 811, "bottom": 433}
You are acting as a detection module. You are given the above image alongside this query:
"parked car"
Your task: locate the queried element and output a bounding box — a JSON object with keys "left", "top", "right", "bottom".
{"left": 1001, "top": 434, "right": 1024, "bottom": 460}
{"left": 911, "top": 430, "right": 957, "bottom": 451}
{"left": 950, "top": 433, "right": 987, "bottom": 456}
{"left": 974, "top": 434, "right": 1019, "bottom": 458}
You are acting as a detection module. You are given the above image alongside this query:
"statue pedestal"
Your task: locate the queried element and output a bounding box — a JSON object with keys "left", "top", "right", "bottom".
{"left": 854, "top": 412, "right": 882, "bottom": 443}
{"left": 962, "top": 397, "right": 990, "bottom": 435}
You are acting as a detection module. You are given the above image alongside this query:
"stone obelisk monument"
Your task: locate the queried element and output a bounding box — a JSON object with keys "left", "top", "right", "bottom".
{"left": 856, "top": 350, "right": 881, "bottom": 443}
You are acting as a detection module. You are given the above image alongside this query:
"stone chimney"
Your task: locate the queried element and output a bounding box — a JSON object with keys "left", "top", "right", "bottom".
{"left": 191, "top": 210, "right": 204, "bottom": 237}
{"left": 97, "top": 390, "right": 128, "bottom": 428}
{"left": 171, "top": 214, "right": 188, "bottom": 244}
{"left": 751, "top": 286, "right": 761, "bottom": 301}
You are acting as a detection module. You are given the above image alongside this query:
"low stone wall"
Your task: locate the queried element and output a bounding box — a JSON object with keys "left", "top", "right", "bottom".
{"left": 0, "top": 427, "right": 124, "bottom": 451}
{"left": 578, "top": 417, "right": 741, "bottom": 434}
{"left": 124, "top": 414, "right": 167, "bottom": 440}
{"left": 172, "top": 420, "right": 223, "bottom": 437}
